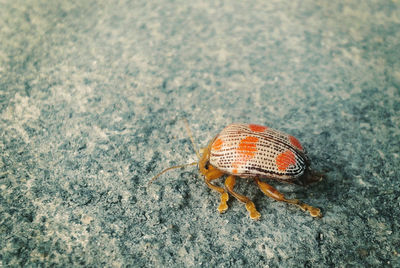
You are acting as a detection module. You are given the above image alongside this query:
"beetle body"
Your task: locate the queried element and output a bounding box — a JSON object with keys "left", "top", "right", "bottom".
{"left": 152, "top": 122, "right": 323, "bottom": 220}
{"left": 209, "top": 123, "right": 310, "bottom": 183}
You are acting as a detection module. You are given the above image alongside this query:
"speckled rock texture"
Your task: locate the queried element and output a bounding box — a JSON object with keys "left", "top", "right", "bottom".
{"left": 1, "top": 0, "right": 399, "bottom": 267}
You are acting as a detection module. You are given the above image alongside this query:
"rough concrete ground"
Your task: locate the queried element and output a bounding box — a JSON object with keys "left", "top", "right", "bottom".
{"left": 1, "top": 0, "right": 399, "bottom": 267}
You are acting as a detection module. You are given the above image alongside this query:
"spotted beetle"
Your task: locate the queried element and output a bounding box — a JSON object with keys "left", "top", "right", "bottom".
{"left": 150, "top": 122, "right": 323, "bottom": 220}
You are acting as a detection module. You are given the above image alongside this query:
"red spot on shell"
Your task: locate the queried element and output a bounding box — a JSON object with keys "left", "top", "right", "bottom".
{"left": 212, "top": 138, "right": 223, "bottom": 151}
{"left": 249, "top": 124, "right": 268, "bottom": 132}
{"left": 289, "top": 135, "right": 303, "bottom": 151}
{"left": 276, "top": 150, "right": 296, "bottom": 171}
{"left": 237, "top": 136, "right": 258, "bottom": 158}
{"left": 231, "top": 136, "right": 259, "bottom": 173}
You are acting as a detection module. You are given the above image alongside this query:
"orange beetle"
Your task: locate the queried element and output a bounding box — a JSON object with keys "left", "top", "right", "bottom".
{"left": 151, "top": 122, "right": 323, "bottom": 220}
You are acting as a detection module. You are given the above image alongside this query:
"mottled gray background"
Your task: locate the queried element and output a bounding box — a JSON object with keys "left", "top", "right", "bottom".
{"left": 1, "top": 0, "right": 399, "bottom": 267}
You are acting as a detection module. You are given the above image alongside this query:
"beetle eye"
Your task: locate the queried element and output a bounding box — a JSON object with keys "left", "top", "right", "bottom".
{"left": 205, "top": 161, "right": 210, "bottom": 169}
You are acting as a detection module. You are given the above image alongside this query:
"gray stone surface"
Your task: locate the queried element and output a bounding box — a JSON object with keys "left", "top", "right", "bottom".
{"left": 1, "top": 0, "right": 399, "bottom": 267}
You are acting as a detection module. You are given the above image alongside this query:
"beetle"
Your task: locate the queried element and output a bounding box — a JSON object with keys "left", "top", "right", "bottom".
{"left": 150, "top": 122, "right": 323, "bottom": 220}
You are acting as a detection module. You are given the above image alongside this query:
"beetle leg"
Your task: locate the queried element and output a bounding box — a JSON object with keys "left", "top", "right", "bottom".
{"left": 224, "top": 175, "right": 261, "bottom": 220}
{"left": 254, "top": 178, "right": 322, "bottom": 218}
{"left": 204, "top": 167, "right": 229, "bottom": 213}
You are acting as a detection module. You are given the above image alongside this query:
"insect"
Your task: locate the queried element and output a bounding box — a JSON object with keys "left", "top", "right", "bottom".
{"left": 150, "top": 121, "right": 323, "bottom": 220}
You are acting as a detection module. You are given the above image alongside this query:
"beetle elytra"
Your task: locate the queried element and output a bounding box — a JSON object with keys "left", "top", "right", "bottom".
{"left": 150, "top": 121, "right": 323, "bottom": 220}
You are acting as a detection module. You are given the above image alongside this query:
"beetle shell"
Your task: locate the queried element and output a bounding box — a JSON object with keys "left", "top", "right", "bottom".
{"left": 209, "top": 123, "right": 309, "bottom": 182}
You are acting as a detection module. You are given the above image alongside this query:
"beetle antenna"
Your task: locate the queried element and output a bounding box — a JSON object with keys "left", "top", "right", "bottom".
{"left": 183, "top": 118, "right": 201, "bottom": 160}
{"left": 149, "top": 162, "right": 197, "bottom": 184}
{"left": 149, "top": 118, "right": 201, "bottom": 185}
